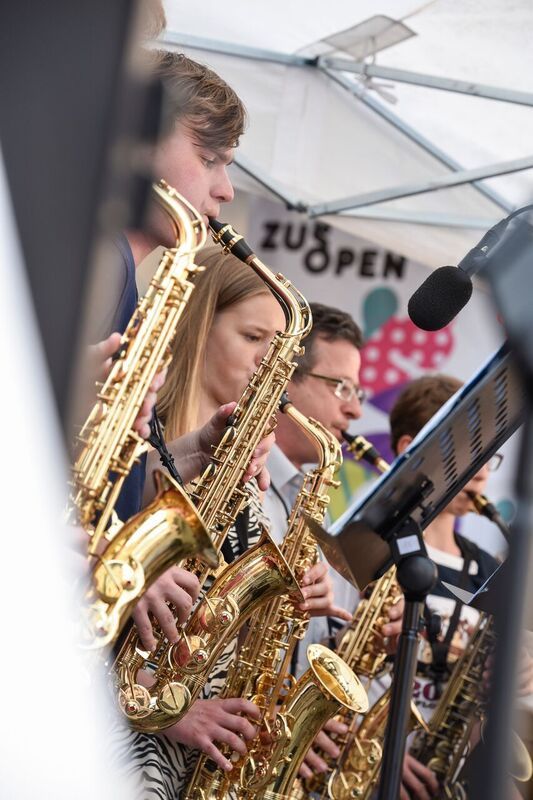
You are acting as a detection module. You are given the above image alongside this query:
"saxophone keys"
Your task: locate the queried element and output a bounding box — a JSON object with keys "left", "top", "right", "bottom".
{"left": 92, "top": 558, "right": 140, "bottom": 602}
{"left": 118, "top": 683, "right": 152, "bottom": 719}
{"left": 198, "top": 595, "right": 239, "bottom": 632}
{"left": 81, "top": 604, "right": 111, "bottom": 645}
{"left": 170, "top": 634, "right": 207, "bottom": 670}
{"left": 220, "top": 425, "right": 237, "bottom": 445}
{"left": 158, "top": 681, "right": 191, "bottom": 717}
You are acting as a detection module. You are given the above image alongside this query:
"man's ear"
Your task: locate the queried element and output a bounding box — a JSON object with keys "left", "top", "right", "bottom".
{"left": 395, "top": 434, "right": 413, "bottom": 456}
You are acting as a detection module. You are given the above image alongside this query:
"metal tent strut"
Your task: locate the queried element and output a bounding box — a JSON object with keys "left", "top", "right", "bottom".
{"left": 159, "top": 32, "right": 528, "bottom": 220}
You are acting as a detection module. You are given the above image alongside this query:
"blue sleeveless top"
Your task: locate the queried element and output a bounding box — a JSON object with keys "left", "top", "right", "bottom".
{"left": 110, "top": 234, "right": 147, "bottom": 524}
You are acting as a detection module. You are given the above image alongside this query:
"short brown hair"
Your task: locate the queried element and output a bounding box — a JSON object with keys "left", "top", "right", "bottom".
{"left": 389, "top": 374, "right": 463, "bottom": 453}
{"left": 293, "top": 302, "right": 364, "bottom": 380}
{"left": 153, "top": 50, "right": 246, "bottom": 151}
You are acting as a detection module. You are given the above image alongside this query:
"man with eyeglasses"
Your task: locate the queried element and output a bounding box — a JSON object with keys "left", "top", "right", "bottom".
{"left": 262, "top": 302, "right": 401, "bottom": 779}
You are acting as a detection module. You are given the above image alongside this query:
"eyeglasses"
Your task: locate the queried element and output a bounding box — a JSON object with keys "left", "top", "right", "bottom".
{"left": 303, "top": 372, "right": 367, "bottom": 403}
{"left": 487, "top": 452, "right": 503, "bottom": 472}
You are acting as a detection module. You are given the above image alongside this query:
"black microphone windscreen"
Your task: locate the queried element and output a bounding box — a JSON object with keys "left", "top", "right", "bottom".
{"left": 407, "top": 266, "right": 473, "bottom": 331}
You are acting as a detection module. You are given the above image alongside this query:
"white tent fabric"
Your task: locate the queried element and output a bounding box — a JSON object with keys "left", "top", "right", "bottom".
{"left": 161, "top": 0, "right": 533, "bottom": 267}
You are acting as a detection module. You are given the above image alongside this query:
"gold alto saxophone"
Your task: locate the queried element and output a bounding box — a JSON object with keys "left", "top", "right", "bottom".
{"left": 409, "top": 613, "right": 494, "bottom": 798}
{"left": 305, "top": 434, "right": 426, "bottom": 800}
{"left": 113, "top": 222, "right": 312, "bottom": 730}
{"left": 332, "top": 434, "right": 401, "bottom": 681}
{"left": 185, "top": 398, "right": 369, "bottom": 799}
{"left": 410, "top": 495, "right": 531, "bottom": 798}
{"left": 73, "top": 180, "right": 218, "bottom": 649}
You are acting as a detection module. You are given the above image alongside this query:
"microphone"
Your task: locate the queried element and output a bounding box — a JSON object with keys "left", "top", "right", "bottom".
{"left": 408, "top": 206, "right": 533, "bottom": 331}
{"left": 407, "top": 265, "right": 472, "bottom": 331}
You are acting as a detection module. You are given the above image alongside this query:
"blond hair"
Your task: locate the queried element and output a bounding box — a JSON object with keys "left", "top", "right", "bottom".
{"left": 157, "top": 245, "right": 270, "bottom": 438}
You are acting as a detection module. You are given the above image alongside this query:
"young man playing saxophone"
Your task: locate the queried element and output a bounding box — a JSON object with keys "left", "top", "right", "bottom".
{"left": 389, "top": 374, "right": 533, "bottom": 800}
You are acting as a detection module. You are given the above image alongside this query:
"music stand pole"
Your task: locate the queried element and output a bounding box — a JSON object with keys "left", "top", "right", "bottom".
{"left": 377, "top": 539, "right": 438, "bottom": 800}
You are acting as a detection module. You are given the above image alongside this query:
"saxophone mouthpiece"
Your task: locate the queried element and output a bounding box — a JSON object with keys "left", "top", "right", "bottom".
{"left": 279, "top": 392, "right": 291, "bottom": 412}
{"left": 342, "top": 431, "right": 389, "bottom": 473}
{"left": 465, "top": 490, "right": 497, "bottom": 521}
{"left": 208, "top": 218, "right": 254, "bottom": 261}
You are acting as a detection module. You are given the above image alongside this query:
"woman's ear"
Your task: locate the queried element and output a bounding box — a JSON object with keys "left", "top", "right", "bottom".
{"left": 395, "top": 434, "right": 413, "bottom": 456}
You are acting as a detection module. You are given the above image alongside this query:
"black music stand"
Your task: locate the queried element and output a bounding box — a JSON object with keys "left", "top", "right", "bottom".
{"left": 307, "top": 341, "right": 525, "bottom": 800}
{"left": 460, "top": 211, "right": 533, "bottom": 800}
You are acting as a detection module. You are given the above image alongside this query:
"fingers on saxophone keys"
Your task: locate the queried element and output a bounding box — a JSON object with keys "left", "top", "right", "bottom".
{"left": 131, "top": 606, "right": 157, "bottom": 652}
{"left": 303, "top": 748, "right": 329, "bottom": 774}
{"left": 221, "top": 698, "right": 261, "bottom": 719}
{"left": 203, "top": 740, "right": 233, "bottom": 773}
{"left": 314, "top": 729, "right": 342, "bottom": 759}
{"left": 220, "top": 714, "right": 259, "bottom": 740}
{"left": 220, "top": 729, "right": 249, "bottom": 757}
{"left": 152, "top": 603, "right": 181, "bottom": 643}
{"left": 172, "top": 566, "right": 201, "bottom": 604}
{"left": 299, "top": 762, "right": 313, "bottom": 780}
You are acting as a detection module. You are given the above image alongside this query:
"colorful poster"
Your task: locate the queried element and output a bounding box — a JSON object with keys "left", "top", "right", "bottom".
{"left": 246, "top": 196, "right": 514, "bottom": 557}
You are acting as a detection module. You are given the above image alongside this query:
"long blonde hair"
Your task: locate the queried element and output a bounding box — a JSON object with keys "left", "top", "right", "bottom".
{"left": 157, "top": 245, "right": 270, "bottom": 439}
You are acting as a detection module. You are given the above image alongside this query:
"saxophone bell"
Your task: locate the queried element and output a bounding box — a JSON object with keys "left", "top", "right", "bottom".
{"left": 241, "top": 645, "right": 368, "bottom": 797}
{"left": 82, "top": 470, "right": 217, "bottom": 649}
{"left": 115, "top": 526, "right": 302, "bottom": 731}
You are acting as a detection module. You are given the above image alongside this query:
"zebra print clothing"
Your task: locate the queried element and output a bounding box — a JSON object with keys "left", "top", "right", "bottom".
{"left": 112, "top": 481, "right": 268, "bottom": 799}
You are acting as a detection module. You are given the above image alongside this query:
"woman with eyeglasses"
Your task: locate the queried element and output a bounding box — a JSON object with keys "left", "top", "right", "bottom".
{"left": 387, "top": 374, "right": 533, "bottom": 800}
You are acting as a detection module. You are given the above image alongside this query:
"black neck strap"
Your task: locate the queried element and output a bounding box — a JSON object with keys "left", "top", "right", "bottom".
{"left": 147, "top": 410, "right": 183, "bottom": 486}
{"left": 425, "top": 534, "right": 479, "bottom": 692}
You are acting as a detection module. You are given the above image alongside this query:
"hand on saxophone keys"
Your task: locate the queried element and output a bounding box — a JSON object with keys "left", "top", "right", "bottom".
{"left": 297, "top": 561, "right": 352, "bottom": 621}
{"left": 146, "top": 401, "right": 276, "bottom": 495}
{"left": 241, "top": 429, "right": 275, "bottom": 491}
{"left": 298, "top": 717, "right": 349, "bottom": 780}
{"left": 131, "top": 567, "right": 201, "bottom": 652}
{"left": 161, "top": 697, "right": 261, "bottom": 773}
{"left": 80, "top": 332, "right": 167, "bottom": 440}
{"left": 380, "top": 594, "right": 405, "bottom": 656}
{"left": 401, "top": 753, "right": 439, "bottom": 800}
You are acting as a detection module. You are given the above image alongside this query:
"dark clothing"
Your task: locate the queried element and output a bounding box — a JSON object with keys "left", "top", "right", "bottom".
{"left": 110, "top": 234, "right": 138, "bottom": 335}
{"left": 413, "top": 535, "right": 499, "bottom": 720}
{"left": 108, "top": 234, "right": 147, "bottom": 524}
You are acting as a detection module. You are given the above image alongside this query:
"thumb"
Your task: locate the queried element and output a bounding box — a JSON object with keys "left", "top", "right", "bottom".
{"left": 212, "top": 401, "right": 238, "bottom": 430}
{"left": 330, "top": 605, "right": 353, "bottom": 622}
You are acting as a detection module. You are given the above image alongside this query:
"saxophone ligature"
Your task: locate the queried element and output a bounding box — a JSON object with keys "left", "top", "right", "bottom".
{"left": 113, "top": 221, "right": 312, "bottom": 729}
{"left": 73, "top": 180, "right": 218, "bottom": 649}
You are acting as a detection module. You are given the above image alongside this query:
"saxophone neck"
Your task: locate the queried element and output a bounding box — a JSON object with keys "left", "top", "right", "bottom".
{"left": 209, "top": 218, "right": 312, "bottom": 340}
{"left": 281, "top": 399, "right": 343, "bottom": 476}
{"left": 153, "top": 179, "right": 207, "bottom": 252}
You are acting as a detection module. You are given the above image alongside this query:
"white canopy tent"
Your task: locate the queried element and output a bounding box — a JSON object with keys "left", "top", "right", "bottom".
{"left": 161, "top": 0, "right": 533, "bottom": 267}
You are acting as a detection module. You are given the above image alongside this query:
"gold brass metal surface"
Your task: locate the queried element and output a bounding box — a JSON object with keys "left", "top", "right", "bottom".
{"left": 73, "top": 181, "right": 216, "bottom": 648}
{"left": 113, "top": 221, "right": 312, "bottom": 725}
{"left": 184, "top": 403, "right": 356, "bottom": 799}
